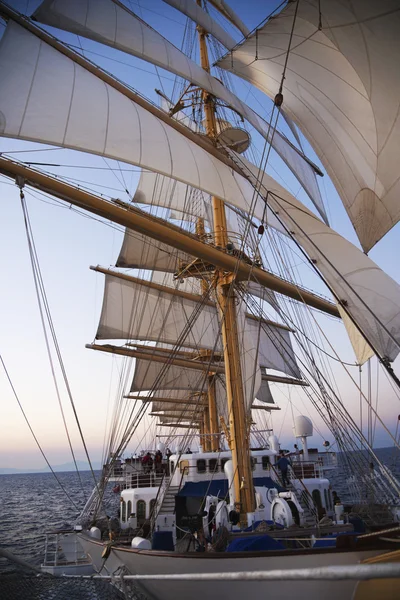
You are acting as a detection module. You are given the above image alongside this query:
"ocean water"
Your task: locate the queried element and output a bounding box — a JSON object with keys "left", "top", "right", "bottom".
{"left": 0, "top": 470, "right": 101, "bottom": 574}
{"left": 1, "top": 448, "right": 399, "bottom": 575}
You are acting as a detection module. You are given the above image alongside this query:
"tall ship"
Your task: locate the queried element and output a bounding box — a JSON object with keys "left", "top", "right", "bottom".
{"left": 1, "top": 0, "right": 400, "bottom": 598}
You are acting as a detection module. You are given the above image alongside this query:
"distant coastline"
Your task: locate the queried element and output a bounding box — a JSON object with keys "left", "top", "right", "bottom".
{"left": 0, "top": 460, "right": 101, "bottom": 475}
{"left": 1, "top": 446, "right": 398, "bottom": 475}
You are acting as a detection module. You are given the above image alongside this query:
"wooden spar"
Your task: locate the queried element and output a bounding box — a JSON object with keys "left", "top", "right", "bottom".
{"left": 251, "top": 404, "right": 281, "bottom": 411}
{"left": 196, "top": 215, "right": 217, "bottom": 450}
{"left": 91, "top": 265, "right": 296, "bottom": 331}
{"left": 197, "top": 5, "right": 254, "bottom": 515}
{"left": 208, "top": 376, "right": 219, "bottom": 452}
{"left": 90, "top": 266, "right": 215, "bottom": 307}
{"left": 0, "top": 157, "right": 339, "bottom": 317}
{"left": 0, "top": 3, "right": 241, "bottom": 176}
{"left": 245, "top": 312, "right": 294, "bottom": 332}
{"left": 125, "top": 343, "right": 223, "bottom": 363}
{"left": 86, "top": 343, "right": 223, "bottom": 373}
{"left": 150, "top": 413, "right": 203, "bottom": 421}
{"left": 88, "top": 342, "right": 308, "bottom": 386}
{"left": 157, "top": 423, "right": 199, "bottom": 429}
{"left": 202, "top": 406, "right": 211, "bottom": 451}
{"left": 261, "top": 374, "right": 308, "bottom": 386}
{"left": 124, "top": 396, "right": 207, "bottom": 406}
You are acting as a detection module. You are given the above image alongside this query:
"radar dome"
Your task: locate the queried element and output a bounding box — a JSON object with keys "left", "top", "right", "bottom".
{"left": 293, "top": 415, "right": 313, "bottom": 438}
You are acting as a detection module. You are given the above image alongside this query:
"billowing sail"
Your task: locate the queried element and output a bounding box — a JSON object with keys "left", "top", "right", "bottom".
{"left": 96, "top": 272, "right": 300, "bottom": 378}
{"left": 131, "top": 359, "right": 206, "bottom": 393}
{"left": 237, "top": 157, "right": 400, "bottom": 362}
{"left": 256, "top": 379, "right": 275, "bottom": 405}
{"left": 246, "top": 318, "right": 300, "bottom": 378}
{"left": 151, "top": 270, "right": 202, "bottom": 296}
{"left": 96, "top": 273, "right": 220, "bottom": 350}
{"left": 0, "top": 21, "right": 258, "bottom": 220}
{"left": 337, "top": 305, "right": 374, "bottom": 366}
{"left": 116, "top": 231, "right": 193, "bottom": 271}
{"left": 32, "top": 0, "right": 325, "bottom": 212}
{"left": 132, "top": 171, "right": 208, "bottom": 220}
{"left": 217, "top": 1, "right": 400, "bottom": 252}
{"left": 207, "top": 0, "right": 250, "bottom": 37}
{"left": 162, "top": 0, "right": 237, "bottom": 49}
{"left": 130, "top": 170, "right": 286, "bottom": 235}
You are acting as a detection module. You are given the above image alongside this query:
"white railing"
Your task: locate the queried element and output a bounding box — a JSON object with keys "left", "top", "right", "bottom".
{"left": 61, "top": 563, "right": 400, "bottom": 582}
{"left": 124, "top": 471, "right": 164, "bottom": 489}
{"left": 43, "top": 532, "right": 89, "bottom": 567}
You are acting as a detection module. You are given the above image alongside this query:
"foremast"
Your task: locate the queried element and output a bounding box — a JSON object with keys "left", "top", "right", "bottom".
{"left": 196, "top": 4, "right": 255, "bottom": 515}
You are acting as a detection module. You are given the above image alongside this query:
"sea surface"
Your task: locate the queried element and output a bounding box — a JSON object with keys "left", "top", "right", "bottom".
{"left": 1, "top": 448, "right": 400, "bottom": 575}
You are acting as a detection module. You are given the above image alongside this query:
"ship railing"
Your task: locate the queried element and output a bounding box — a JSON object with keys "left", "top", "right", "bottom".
{"left": 125, "top": 471, "right": 164, "bottom": 489}
{"left": 291, "top": 461, "right": 322, "bottom": 479}
{"left": 42, "top": 531, "right": 89, "bottom": 567}
{"left": 61, "top": 562, "right": 400, "bottom": 582}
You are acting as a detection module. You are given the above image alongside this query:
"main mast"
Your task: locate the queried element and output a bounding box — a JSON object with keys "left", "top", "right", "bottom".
{"left": 196, "top": 3, "right": 255, "bottom": 515}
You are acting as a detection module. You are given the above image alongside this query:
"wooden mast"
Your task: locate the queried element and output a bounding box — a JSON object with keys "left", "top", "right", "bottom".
{"left": 196, "top": 3, "right": 255, "bottom": 515}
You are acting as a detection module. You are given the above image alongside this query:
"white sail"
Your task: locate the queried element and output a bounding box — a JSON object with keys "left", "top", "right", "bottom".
{"left": 237, "top": 302, "right": 262, "bottom": 413}
{"left": 207, "top": 0, "right": 250, "bottom": 37}
{"left": 246, "top": 318, "right": 300, "bottom": 378}
{"left": 151, "top": 270, "right": 202, "bottom": 296}
{"left": 162, "top": 0, "right": 237, "bottom": 50}
{"left": 133, "top": 171, "right": 208, "bottom": 220}
{"left": 116, "top": 231, "right": 193, "bottom": 271}
{"left": 337, "top": 305, "right": 374, "bottom": 366}
{"left": 96, "top": 273, "right": 220, "bottom": 350}
{"left": 217, "top": 0, "right": 400, "bottom": 252}
{"left": 32, "top": 0, "right": 324, "bottom": 212}
{"left": 0, "top": 22, "right": 257, "bottom": 215}
{"left": 256, "top": 379, "right": 275, "bottom": 405}
{"left": 156, "top": 413, "right": 202, "bottom": 423}
{"left": 131, "top": 170, "right": 286, "bottom": 236}
{"left": 238, "top": 157, "right": 400, "bottom": 362}
{"left": 130, "top": 359, "right": 206, "bottom": 393}
{"left": 96, "top": 272, "right": 300, "bottom": 377}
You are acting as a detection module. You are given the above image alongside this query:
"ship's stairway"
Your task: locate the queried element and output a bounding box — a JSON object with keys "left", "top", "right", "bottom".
{"left": 159, "top": 485, "right": 179, "bottom": 515}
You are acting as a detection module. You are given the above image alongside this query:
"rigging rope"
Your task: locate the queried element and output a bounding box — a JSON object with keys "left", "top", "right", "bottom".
{"left": 19, "top": 189, "right": 86, "bottom": 501}
{"left": 18, "top": 187, "right": 102, "bottom": 500}
{"left": 0, "top": 353, "right": 80, "bottom": 511}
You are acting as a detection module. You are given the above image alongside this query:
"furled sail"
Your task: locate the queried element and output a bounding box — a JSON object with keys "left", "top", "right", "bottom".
{"left": 237, "top": 157, "right": 400, "bottom": 362}
{"left": 32, "top": 0, "right": 325, "bottom": 212}
{"left": 162, "top": 0, "right": 237, "bottom": 50}
{"left": 217, "top": 0, "right": 400, "bottom": 252}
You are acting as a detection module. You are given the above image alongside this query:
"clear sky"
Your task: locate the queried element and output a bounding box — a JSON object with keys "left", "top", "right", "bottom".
{"left": 1, "top": 0, "right": 399, "bottom": 471}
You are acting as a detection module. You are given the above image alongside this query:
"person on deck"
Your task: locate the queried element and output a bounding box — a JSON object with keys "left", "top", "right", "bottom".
{"left": 142, "top": 452, "right": 153, "bottom": 473}
{"left": 154, "top": 450, "right": 163, "bottom": 473}
{"left": 277, "top": 452, "right": 291, "bottom": 487}
{"left": 332, "top": 490, "right": 341, "bottom": 505}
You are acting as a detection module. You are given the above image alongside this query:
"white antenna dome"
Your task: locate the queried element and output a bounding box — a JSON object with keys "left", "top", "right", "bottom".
{"left": 293, "top": 415, "right": 313, "bottom": 438}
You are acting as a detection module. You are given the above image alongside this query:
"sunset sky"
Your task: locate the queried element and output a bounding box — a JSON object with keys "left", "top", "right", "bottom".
{"left": 1, "top": 0, "right": 399, "bottom": 471}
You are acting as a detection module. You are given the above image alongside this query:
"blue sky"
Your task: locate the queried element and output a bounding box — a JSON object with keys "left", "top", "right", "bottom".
{"left": 0, "top": 0, "right": 399, "bottom": 470}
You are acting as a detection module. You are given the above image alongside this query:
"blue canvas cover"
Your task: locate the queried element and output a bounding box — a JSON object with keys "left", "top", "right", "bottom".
{"left": 177, "top": 477, "right": 284, "bottom": 498}
{"left": 226, "top": 535, "right": 285, "bottom": 552}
